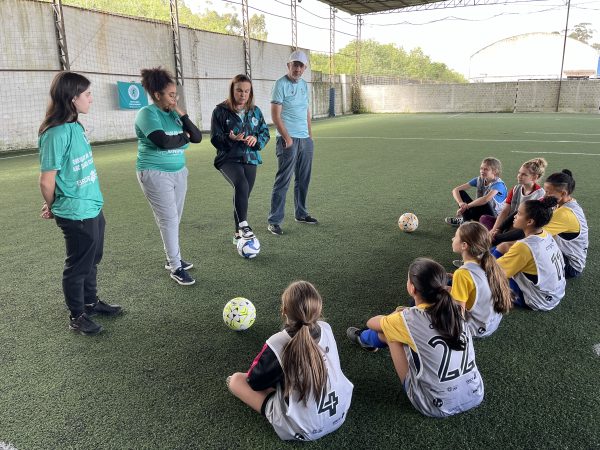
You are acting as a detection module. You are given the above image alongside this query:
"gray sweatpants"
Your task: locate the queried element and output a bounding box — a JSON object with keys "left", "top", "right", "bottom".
{"left": 137, "top": 167, "right": 188, "bottom": 271}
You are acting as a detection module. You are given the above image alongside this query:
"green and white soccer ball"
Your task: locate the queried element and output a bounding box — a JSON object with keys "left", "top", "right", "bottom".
{"left": 223, "top": 297, "right": 256, "bottom": 331}
{"left": 398, "top": 212, "right": 418, "bottom": 232}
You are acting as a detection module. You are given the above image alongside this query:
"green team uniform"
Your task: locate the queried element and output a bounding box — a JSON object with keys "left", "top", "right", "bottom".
{"left": 135, "top": 104, "right": 189, "bottom": 172}
{"left": 39, "top": 122, "right": 103, "bottom": 220}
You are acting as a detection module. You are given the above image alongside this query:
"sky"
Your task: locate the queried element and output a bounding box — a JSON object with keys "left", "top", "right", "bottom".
{"left": 186, "top": 0, "right": 600, "bottom": 77}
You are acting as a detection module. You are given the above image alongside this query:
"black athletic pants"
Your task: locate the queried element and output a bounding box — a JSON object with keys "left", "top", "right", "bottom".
{"left": 491, "top": 211, "right": 525, "bottom": 246}
{"left": 55, "top": 211, "right": 105, "bottom": 317}
{"left": 460, "top": 191, "right": 495, "bottom": 222}
{"left": 219, "top": 162, "right": 257, "bottom": 232}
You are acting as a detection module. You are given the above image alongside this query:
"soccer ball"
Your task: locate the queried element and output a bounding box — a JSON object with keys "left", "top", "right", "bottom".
{"left": 237, "top": 237, "right": 261, "bottom": 259}
{"left": 398, "top": 212, "right": 418, "bottom": 232}
{"left": 223, "top": 297, "right": 256, "bottom": 331}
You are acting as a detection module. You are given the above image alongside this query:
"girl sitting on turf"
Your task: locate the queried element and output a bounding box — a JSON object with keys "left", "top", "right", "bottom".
{"left": 542, "top": 170, "right": 588, "bottom": 278}
{"left": 227, "top": 280, "right": 353, "bottom": 441}
{"left": 484, "top": 158, "right": 547, "bottom": 246}
{"left": 450, "top": 222, "right": 513, "bottom": 337}
{"left": 445, "top": 157, "right": 507, "bottom": 227}
{"left": 347, "top": 258, "right": 484, "bottom": 418}
{"left": 495, "top": 197, "right": 566, "bottom": 311}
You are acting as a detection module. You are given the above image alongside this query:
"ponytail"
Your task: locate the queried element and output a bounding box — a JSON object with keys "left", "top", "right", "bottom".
{"left": 280, "top": 281, "right": 327, "bottom": 404}
{"left": 480, "top": 252, "right": 513, "bottom": 314}
{"left": 409, "top": 258, "right": 466, "bottom": 351}
{"left": 457, "top": 222, "right": 512, "bottom": 314}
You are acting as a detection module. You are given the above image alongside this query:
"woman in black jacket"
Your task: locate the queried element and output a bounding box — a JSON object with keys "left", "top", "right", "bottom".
{"left": 211, "top": 74, "right": 270, "bottom": 245}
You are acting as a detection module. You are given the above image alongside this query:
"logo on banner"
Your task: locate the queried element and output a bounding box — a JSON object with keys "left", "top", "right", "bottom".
{"left": 128, "top": 84, "right": 140, "bottom": 101}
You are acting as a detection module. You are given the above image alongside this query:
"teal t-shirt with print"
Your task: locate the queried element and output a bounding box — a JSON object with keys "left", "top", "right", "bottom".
{"left": 271, "top": 75, "right": 310, "bottom": 138}
{"left": 39, "top": 122, "right": 104, "bottom": 220}
{"left": 135, "top": 104, "right": 189, "bottom": 172}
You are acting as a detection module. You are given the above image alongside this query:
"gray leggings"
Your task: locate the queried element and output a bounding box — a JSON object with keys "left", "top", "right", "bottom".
{"left": 137, "top": 167, "right": 188, "bottom": 271}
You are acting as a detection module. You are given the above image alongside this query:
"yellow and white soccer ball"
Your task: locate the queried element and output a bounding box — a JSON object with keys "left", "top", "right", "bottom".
{"left": 398, "top": 212, "right": 418, "bottom": 232}
{"left": 223, "top": 297, "right": 256, "bottom": 331}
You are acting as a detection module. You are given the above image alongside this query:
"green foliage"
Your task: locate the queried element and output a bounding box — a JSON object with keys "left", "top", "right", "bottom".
{"left": 60, "top": 0, "right": 268, "bottom": 39}
{"left": 310, "top": 39, "right": 466, "bottom": 83}
{"left": 568, "top": 22, "right": 595, "bottom": 44}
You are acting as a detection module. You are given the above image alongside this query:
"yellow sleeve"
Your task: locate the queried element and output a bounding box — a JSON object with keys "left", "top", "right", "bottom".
{"left": 451, "top": 268, "right": 476, "bottom": 310}
{"left": 544, "top": 207, "right": 580, "bottom": 236}
{"left": 497, "top": 241, "right": 537, "bottom": 278}
{"left": 380, "top": 310, "right": 416, "bottom": 351}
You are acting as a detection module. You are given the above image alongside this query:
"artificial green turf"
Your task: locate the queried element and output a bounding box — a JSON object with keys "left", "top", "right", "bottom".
{"left": 1, "top": 113, "right": 599, "bottom": 449}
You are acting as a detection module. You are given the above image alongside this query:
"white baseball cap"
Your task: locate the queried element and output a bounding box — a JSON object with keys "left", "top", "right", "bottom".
{"left": 288, "top": 50, "right": 309, "bottom": 66}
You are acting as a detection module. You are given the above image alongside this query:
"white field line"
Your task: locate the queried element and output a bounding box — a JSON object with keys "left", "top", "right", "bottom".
{"left": 511, "top": 150, "right": 600, "bottom": 156}
{"left": 524, "top": 131, "right": 600, "bottom": 136}
{"left": 0, "top": 152, "right": 37, "bottom": 160}
{"left": 315, "top": 136, "right": 600, "bottom": 145}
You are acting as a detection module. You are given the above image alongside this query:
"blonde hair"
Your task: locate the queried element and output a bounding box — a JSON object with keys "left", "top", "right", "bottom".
{"left": 280, "top": 281, "right": 327, "bottom": 404}
{"left": 482, "top": 157, "right": 502, "bottom": 177}
{"left": 457, "top": 222, "right": 513, "bottom": 314}
{"left": 522, "top": 158, "right": 547, "bottom": 178}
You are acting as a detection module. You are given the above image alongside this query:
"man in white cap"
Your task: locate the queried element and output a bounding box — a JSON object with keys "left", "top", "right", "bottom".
{"left": 267, "top": 50, "right": 318, "bottom": 236}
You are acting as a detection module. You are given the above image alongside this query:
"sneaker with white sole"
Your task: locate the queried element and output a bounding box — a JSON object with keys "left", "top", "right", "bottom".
{"left": 165, "top": 259, "right": 194, "bottom": 271}
{"left": 239, "top": 225, "right": 255, "bottom": 239}
{"left": 346, "top": 327, "right": 379, "bottom": 352}
{"left": 445, "top": 216, "right": 464, "bottom": 227}
{"left": 170, "top": 267, "right": 195, "bottom": 286}
{"left": 233, "top": 235, "right": 241, "bottom": 245}
{"left": 267, "top": 224, "right": 283, "bottom": 235}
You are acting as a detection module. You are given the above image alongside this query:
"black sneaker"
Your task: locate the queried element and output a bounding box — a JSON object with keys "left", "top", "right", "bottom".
{"left": 295, "top": 215, "right": 319, "bottom": 224}
{"left": 267, "top": 224, "right": 283, "bottom": 235}
{"left": 346, "top": 327, "right": 378, "bottom": 352}
{"left": 69, "top": 313, "right": 103, "bottom": 336}
{"left": 445, "top": 216, "right": 464, "bottom": 227}
{"left": 170, "top": 267, "right": 195, "bottom": 286}
{"left": 164, "top": 259, "right": 194, "bottom": 271}
{"left": 239, "top": 225, "right": 255, "bottom": 239}
{"left": 85, "top": 298, "right": 123, "bottom": 316}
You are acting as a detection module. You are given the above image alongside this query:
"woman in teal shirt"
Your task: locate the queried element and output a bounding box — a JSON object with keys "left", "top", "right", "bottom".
{"left": 39, "top": 72, "right": 122, "bottom": 336}
{"left": 135, "top": 67, "right": 202, "bottom": 286}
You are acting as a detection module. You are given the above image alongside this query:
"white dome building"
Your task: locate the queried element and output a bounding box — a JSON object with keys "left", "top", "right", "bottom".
{"left": 469, "top": 32, "right": 600, "bottom": 82}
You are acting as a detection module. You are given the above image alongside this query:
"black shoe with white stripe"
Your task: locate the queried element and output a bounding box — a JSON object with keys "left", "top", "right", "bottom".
{"left": 170, "top": 267, "right": 195, "bottom": 286}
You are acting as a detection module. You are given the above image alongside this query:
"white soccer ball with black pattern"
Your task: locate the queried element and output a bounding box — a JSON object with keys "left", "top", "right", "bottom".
{"left": 398, "top": 212, "right": 418, "bottom": 232}
{"left": 223, "top": 297, "right": 256, "bottom": 331}
{"left": 237, "top": 236, "right": 261, "bottom": 259}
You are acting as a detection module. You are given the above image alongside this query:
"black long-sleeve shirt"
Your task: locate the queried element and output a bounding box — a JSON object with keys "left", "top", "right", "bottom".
{"left": 148, "top": 114, "right": 202, "bottom": 149}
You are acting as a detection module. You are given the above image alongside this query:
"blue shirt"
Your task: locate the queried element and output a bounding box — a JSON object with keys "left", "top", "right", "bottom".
{"left": 271, "top": 75, "right": 309, "bottom": 138}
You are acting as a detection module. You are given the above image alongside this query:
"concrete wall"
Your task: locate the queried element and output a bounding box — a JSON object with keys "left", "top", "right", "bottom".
{"left": 360, "top": 80, "right": 600, "bottom": 114}
{"left": 0, "top": 0, "right": 352, "bottom": 152}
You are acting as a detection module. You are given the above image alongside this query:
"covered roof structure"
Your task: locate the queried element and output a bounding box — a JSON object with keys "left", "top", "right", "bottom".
{"left": 317, "top": 0, "right": 537, "bottom": 15}
{"left": 317, "top": 0, "right": 449, "bottom": 15}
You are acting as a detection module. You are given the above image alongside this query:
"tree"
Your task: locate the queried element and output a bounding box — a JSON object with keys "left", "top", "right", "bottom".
{"left": 61, "top": 0, "right": 267, "bottom": 40}
{"left": 568, "top": 22, "right": 595, "bottom": 44}
{"left": 309, "top": 40, "right": 466, "bottom": 83}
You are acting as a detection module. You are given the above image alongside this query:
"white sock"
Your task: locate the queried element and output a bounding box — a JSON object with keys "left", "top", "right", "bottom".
{"left": 238, "top": 221, "right": 248, "bottom": 228}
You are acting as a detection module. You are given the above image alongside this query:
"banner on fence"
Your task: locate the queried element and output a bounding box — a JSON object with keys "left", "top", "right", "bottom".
{"left": 117, "top": 82, "right": 148, "bottom": 109}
